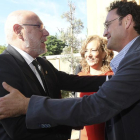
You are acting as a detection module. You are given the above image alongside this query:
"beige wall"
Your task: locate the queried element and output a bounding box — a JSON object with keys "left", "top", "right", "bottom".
{"left": 46, "top": 57, "right": 70, "bottom": 73}
{"left": 46, "top": 55, "right": 70, "bottom": 73}
{"left": 46, "top": 54, "right": 81, "bottom": 73}
{"left": 87, "top": 0, "right": 114, "bottom": 37}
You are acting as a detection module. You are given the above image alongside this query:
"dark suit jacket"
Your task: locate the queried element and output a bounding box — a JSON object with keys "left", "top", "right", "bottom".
{"left": 0, "top": 45, "right": 106, "bottom": 140}
{"left": 26, "top": 36, "right": 140, "bottom": 140}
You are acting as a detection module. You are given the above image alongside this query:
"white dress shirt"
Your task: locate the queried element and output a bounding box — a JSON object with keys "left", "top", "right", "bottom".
{"left": 12, "top": 46, "right": 45, "bottom": 90}
{"left": 110, "top": 36, "right": 139, "bottom": 74}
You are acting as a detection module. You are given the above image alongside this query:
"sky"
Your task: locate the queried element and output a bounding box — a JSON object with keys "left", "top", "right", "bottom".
{"left": 0, "top": 0, "right": 87, "bottom": 45}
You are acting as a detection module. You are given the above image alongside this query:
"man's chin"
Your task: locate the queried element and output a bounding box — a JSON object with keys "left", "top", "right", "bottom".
{"left": 44, "top": 48, "right": 47, "bottom": 53}
{"left": 39, "top": 48, "right": 47, "bottom": 56}
{"left": 107, "top": 43, "right": 112, "bottom": 50}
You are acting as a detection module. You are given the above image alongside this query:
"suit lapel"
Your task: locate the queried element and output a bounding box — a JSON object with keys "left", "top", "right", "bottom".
{"left": 115, "top": 36, "right": 140, "bottom": 74}
{"left": 6, "top": 45, "right": 46, "bottom": 96}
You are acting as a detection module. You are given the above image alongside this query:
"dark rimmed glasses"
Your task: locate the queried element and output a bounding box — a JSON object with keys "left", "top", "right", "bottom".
{"left": 104, "top": 17, "right": 122, "bottom": 30}
{"left": 20, "top": 24, "right": 45, "bottom": 31}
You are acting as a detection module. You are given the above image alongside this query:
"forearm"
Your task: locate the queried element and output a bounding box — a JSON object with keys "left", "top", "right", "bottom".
{"left": 26, "top": 70, "right": 140, "bottom": 128}
{"left": 57, "top": 71, "right": 106, "bottom": 92}
{"left": 26, "top": 94, "right": 110, "bottom": 128}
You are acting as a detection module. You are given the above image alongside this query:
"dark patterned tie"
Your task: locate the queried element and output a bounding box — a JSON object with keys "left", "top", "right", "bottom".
{"left": 32, "top": 60, "right": 49, "bottom": 96}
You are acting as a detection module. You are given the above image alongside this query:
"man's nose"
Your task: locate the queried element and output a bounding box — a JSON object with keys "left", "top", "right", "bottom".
{"left": 43, "top": 29, "right": 49, "bottom": 36}
{"left": 103, "top": 28, "right": 108, "bottom": 37}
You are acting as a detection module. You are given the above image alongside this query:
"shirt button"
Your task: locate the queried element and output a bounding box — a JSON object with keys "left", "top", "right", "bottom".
{"left": 40, "top": 124, "right": 51, "bottom": 128}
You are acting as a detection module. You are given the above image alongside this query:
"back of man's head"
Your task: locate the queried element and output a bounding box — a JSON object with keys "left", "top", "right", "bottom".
{"left": 5, "top": 10, "right": 36, "bottom": 45}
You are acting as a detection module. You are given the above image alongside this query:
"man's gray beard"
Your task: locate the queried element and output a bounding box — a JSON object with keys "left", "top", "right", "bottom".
{"left": 24, "top": 40, "right": 46, "bottom": 56}
{"left": 24, "top": 33, "right": 46, "bottom": 55}
{"left": 24, "top": 40, "right": 30, "bottom": 48}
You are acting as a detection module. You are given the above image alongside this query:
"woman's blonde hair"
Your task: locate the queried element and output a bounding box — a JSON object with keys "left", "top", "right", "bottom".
{"left": 80, "top": 35, "right": 114, "bottom": 73}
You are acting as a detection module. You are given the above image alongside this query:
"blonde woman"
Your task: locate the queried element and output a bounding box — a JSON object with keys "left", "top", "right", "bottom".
{"left": 78, "top": 35, "right": 114, "bottom": 140}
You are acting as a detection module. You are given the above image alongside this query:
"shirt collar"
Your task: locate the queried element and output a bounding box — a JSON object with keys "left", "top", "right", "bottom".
{"left": 110, "top": 36, "right": 139, "bottom": 74}
{"left": 12, "top": 46, "right": 35, "bottom": 65}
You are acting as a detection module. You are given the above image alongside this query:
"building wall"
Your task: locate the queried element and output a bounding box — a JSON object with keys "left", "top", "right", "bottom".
{"left": 87, "top": 0, "right": 114, "bottom": 37}
{"left": 46, "top": 54, "right": 81, "bottom": 73}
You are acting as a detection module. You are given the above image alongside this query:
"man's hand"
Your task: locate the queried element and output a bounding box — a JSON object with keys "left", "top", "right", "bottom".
{"left": 0, "top": 82, "right": 30, "bottom": 120}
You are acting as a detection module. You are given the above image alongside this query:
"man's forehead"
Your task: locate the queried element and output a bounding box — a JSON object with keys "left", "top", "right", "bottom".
{"left": 105, "top": 9, "right": 118, "bottom": 22}
{"left": 26, "top": 16, "right": 43, "bottom": 25}
{"left": 35, "top": 18, "right": 43, "bottom": 25}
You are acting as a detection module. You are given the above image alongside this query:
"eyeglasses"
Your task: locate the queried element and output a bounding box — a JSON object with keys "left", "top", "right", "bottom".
{"left": 20, "top": 24, "right": 45, "bottom": 31}
{"left": 104, "top": 17, "right": 122, "bottom": 30}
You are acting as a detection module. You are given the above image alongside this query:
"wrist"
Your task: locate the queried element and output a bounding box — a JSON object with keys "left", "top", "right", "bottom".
{"left": 23, "top": 98, "right": 30, "bottom": 115}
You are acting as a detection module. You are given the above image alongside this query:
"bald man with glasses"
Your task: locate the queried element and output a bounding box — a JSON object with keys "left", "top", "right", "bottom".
{"left": 0, "top": 10, "right": 107, "bottom": 140}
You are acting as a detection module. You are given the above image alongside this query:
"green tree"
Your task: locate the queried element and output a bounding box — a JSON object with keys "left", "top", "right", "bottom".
{"left": 58, "top": 1, "right": 85, "bottom": 74}
{"left": 0, "top": 45, "right": 6, "bottom": 54}
{"left": 41, "top": 35, "right": 67, "bottom": 56}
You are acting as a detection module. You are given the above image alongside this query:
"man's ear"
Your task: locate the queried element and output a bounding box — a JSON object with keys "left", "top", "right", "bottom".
{"left": 13, "top": 24, "right": 23, "bottom": 38}
{"left": 125, "top": 14, "right": 133, "bottom": 29}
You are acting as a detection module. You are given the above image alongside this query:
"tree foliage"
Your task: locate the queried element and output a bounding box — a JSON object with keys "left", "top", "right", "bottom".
{"left": 41, "top": 35, "right": 67, "bottom": 56}
{"left": 0, "top": 45, "right": 6, "bottom": 54}
{"left": 58, "top": 1, "right": 85, "bottom": 74}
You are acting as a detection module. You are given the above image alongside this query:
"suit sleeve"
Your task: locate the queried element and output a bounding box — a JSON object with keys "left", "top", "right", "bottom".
{"left": 42, "top": 60, "right": 106, "bottom": 92}
{"left": 26, "top": 50, "right": 140, "bottom": 128}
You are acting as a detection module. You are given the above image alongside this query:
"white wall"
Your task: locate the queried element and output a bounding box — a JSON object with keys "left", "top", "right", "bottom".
{"left": 46, "top": 53, "right": 81, "bottom": 73}
{"left": 87, "top": 0, "right": 115, "bottom": 37}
